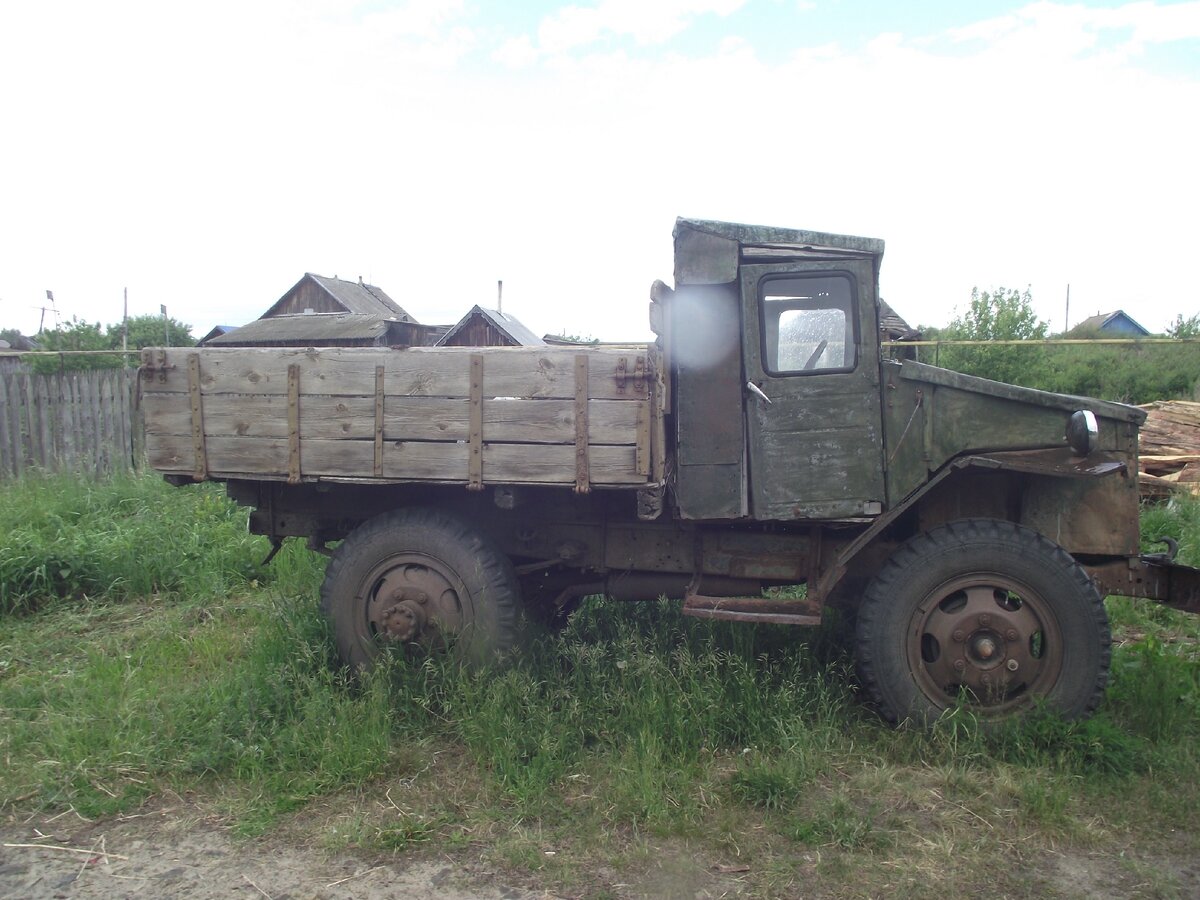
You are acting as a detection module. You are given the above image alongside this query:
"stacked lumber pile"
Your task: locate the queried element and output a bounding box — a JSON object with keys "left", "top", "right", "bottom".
{"left": 1138, "top": 400, "right": 1200, "bottom": 497}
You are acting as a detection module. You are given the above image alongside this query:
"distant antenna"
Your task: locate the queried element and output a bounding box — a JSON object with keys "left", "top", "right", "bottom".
{"left": 38, "top": 289, "right": 59, "bottom": 332}
{"left": 1064, "top": 284, "right": 1070, "bottom": 334}
{"left": 497, "top": 280, "right": 503, "bottom": 315}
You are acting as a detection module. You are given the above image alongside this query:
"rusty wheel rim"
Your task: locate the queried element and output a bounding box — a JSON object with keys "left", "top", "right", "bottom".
{"left": 907, "top": 573, "right": 1063, "bottom": 714}
{"left": 359, "top": 553, "right": 472, "bottom": 653}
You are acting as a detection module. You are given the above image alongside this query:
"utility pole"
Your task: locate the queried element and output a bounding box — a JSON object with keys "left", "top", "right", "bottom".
{"left": 161, "top": 303, "right": 169, "bottom": 348}
{"left": 40, "top": 290, "right": 53, "bottom": 332}
{"left": 122, "top": 288, "right": 129, "bottom": 354}
{"left": 1064, "top": 284, "right": 1070, "bottom": 334}
{"left": 497, "top": 280, "right": 503, "bottom": 315}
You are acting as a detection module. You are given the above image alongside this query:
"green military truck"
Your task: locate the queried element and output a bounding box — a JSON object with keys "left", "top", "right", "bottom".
{"left": 142, "top": 218, "right": 1200, "bottom": 724}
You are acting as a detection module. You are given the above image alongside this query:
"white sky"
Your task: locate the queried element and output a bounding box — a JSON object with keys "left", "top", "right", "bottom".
{"left": 1, "top": 0, "right": 1198, "bottom": 341}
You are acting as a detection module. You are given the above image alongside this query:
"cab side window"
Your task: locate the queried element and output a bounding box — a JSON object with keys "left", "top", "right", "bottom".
{"left": 760, "top": 274, "right": 857, "bottom": 374}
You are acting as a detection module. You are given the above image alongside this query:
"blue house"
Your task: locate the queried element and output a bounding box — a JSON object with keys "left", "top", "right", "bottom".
{"left": 1070, "top": 310, "right": 1150, "bottom": 337}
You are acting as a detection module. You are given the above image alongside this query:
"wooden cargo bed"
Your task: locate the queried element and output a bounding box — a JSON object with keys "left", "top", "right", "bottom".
{"left": 141, "top": 346, "right": 665, "bottom": 490}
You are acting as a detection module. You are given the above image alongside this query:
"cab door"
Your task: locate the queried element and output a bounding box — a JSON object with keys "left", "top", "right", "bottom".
{"left": 740, "top": 260, "right": 886, "bottom": 520}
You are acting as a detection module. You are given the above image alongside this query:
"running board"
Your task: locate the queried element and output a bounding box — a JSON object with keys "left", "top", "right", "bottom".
{"left": 682, "top": 594, "right": 822, "bottom": 626}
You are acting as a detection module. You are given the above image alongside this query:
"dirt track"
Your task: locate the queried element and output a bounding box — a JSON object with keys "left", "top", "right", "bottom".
{"left": 0, "top": 808, "right": 543, "bottom": 900}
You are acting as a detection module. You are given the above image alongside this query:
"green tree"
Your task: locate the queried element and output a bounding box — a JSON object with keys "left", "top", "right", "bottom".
{"left": 937, "top": 287, "right": 1049, "bottom": 387}
{"left": 32, "top": 318, "right": 123, "bottom": 373}
{"left": 1166, "top": 313, "right": 1200, "bottom": 339}
{"left": 106, "top": 314, "right": 195, "bottom": 351}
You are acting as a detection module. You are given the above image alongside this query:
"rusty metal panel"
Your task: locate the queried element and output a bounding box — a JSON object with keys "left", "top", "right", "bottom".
{"left": 885, "top": 357, "right": 1145, "bottom": 506}
{"left": 1086, "top": 557, "right": 1200, "bottom": 613}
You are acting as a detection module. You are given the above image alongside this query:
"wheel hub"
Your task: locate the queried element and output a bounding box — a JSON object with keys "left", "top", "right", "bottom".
{"left": 968, "top": 632, "right": 1002, "bottom": 665}
{"left": 913, "top": 580, "right": 1060, "bottom": 711}
{"left": 379, "top": 600, "right": 427, "bottom": 641}
{"left": 365, "top": 561, "right": 465, "bottom": 649}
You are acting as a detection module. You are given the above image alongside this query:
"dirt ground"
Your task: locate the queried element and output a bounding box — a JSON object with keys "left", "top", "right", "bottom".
{"left": 4, "top": 804, "right": 1198, "bottom": 899}
{"left": 0, "top": 806, "right": 545, "bottom": 900}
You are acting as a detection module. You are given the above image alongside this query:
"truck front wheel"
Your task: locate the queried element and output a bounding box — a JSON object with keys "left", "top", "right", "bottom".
{"left": 320, "top": 508, "right": 520, "bottom": 669}
{"left": 855, "top": 519, "right": 1110, "bottom": 724}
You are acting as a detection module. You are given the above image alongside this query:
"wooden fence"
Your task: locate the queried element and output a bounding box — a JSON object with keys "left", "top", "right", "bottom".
{"left": 0, "top": 368, "right": 143, "bottom": 478}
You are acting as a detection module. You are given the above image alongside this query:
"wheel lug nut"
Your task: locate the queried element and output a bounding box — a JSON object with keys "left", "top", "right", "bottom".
{"left": 952, "top": 630, "right": 965, "bottom": 642}
{"left": 416, "top": 592, "right": 428, "bottom": 604}
{"left": 1006, "top": 659, "right": 1019, "bottom": 672}
{"left": 953, "top": 659, "right": 966, "bottom": 672}
{"left": 1006, "top": 629, "right": 1018, "bottom": 642}
{"left": 979, "top": 614, "right": 991, "bottom": 627}
{"left": 981, "top": 674, "right": 992, "bottom": 685}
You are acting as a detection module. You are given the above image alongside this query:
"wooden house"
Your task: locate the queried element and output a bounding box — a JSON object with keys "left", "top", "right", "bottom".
{"left": 207, "top": 274, "right": 435, "bottom": 348}
{"left": 198, "top": 325, "right": 238, "bottom": 345}
{"left": 1070, "top": 310, "right": 1150, "bottom": 337}
{"left": 435, "top": 306, "right": 545, "bottom": 348}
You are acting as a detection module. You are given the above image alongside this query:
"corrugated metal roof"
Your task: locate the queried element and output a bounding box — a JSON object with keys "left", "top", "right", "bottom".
{"left": 435, "top": 305, "right": 545, "bottom": 347}
{"left": 205, "top": 314, "right": 391, "bottom": 344}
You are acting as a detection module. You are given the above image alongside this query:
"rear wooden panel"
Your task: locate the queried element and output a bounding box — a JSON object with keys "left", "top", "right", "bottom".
{"left": 142, "top": 346, "right": 663, "bottom": 488}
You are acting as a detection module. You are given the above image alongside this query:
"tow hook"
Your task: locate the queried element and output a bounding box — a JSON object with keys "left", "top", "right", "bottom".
{"left": 1145, "top": 536, "right": 1179, "bottom": 563}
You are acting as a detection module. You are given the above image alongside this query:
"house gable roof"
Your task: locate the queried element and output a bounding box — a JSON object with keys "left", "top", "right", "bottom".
{"left": 198, "top": 325, "right": 238, "bottom": 345}
{"left": 262, "top": 273, "right": 415, "bottom": 322}
{"left": 1070, "top": 310, "right": 1150, "bottom": 336}
{"left": 435, "top": 305, "right": 545, "bottom": 347}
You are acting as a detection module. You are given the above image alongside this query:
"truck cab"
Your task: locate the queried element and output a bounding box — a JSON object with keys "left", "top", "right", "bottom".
{"left": 659, "top": 218, "right": 1146, "bottom": 567}
{"left": 661, "top": 218, "right": 887, "bottom": 521}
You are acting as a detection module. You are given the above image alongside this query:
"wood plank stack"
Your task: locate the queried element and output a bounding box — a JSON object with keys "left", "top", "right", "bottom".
{"left": 141, "top": 346, "right": 664, "bottom": 491}
{"left": 1137, "top": 400, "right": 1200, "bottom": 497}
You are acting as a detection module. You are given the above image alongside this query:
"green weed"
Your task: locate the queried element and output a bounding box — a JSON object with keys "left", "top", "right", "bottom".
{"left": 0, "top": 478, "right": 1198, "bottom": 897}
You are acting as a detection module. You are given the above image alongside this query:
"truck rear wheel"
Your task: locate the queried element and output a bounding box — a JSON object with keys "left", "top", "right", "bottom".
{"left": 855, "top": 519, "right": 1110, "bottom": 725}
{"left": 320, "top": 508, "right": 520, "bottom": 669}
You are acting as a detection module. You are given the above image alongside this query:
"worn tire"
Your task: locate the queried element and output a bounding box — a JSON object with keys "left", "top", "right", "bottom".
{"left": 320, "top": 507, "right": 520, "bottom": 669}
{"left": 855, "top": 519, "right": 1110, "bottom": 725}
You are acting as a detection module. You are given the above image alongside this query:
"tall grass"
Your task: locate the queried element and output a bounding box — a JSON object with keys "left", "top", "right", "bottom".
{"left": 0, "top": 475, "right": 1197, "bottom": 887}
{"left": 0, "top": 473, "right": 322, "bottom": 613}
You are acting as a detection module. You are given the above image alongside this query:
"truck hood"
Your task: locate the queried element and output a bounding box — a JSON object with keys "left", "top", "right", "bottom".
{"left": 895, "top": 360, "right": 1147, "bottom": 426}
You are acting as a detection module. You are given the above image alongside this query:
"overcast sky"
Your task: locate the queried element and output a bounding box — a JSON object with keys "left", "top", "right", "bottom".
{"left": 1, "top": 0, "right": 1198, "bottom": 342}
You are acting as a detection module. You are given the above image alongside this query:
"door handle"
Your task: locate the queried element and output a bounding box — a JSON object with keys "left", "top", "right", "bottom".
{"left": 746, "top": 381, "right": 772, "bottom": 405}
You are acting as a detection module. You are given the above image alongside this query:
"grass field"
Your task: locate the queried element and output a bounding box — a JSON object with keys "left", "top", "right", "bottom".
{"left": 2, "top": 475, "right": 1198, "bottom": 897}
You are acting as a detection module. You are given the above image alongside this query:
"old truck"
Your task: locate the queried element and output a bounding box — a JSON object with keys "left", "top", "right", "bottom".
{"left": 141, "top": 218, "right": 1200, "bottom": 724}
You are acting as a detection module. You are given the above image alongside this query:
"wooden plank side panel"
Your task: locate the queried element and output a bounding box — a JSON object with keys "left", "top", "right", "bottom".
{"left": 143, "top": 394, "right": 647, "bottom": 445}
{"left": 140, "top": 346, "right": 653, "bottom": 401}
{"left": 486, "top": 444, "right": 641, "bottom": 485}
{"left": 148, "top": 434, "right": 469, "bottom": 481}
{"left": 147, "top": 435, "right": 644, "bottom": 485}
